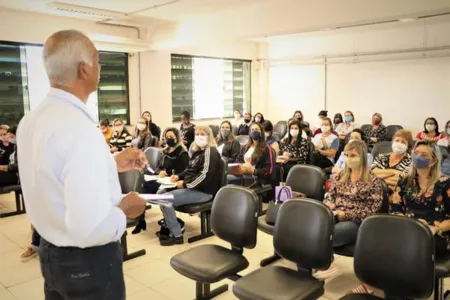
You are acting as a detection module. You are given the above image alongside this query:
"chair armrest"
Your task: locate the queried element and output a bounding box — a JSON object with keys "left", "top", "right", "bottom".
{"left": 251, "top": 184, "right": 272, "bottom": 196}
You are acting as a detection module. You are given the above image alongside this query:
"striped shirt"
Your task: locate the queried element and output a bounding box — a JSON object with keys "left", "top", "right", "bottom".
{"left": 109, "top": 131, "right": 132, "bottom": 151}
{"left": 371, "top": 153, "right": 412, "bottom": 172}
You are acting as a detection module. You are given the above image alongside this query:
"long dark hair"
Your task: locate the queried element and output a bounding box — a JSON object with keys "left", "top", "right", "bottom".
{"left": 253, "top": 112, "right": 265, "bottom": 124}
{"left": 333, "top": 113, "right": 343, "bottom": 125}
{"left": 293, "top": 110, "right": 303, "bottom": 121}
{"left": 423, "top": 117, "right": 440, "bottom": 135}
{"left": 287, "top": 120, "right": 303, "bottom": 147}
{"left": 246, "top": 122, "right": 267, "bottom": 161}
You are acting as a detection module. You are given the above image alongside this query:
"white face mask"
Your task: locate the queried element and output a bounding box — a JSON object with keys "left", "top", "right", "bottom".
{"left": 321, "top": 125, "right": 331, "bottom": 133}
{"left": 234, "top": 114, "right": 240, "bottom": 120}
{"left": 195, "top": 135, "right": 208, "bottom": 148}
{"left": 447, "top": 128, "right": 450, "bottom": 135}
{"left": 426, "top": 124, "right": 435, "bottom": 132}
{"left": 290, "top": 129, "right": 299, "bottom": 137}
{"left": 392, "top": 142, "right": 407, "bottom": 155}
{"left": 137, "top": 124, "right": 146, "bottom": 131}
{"left": 255, "top": 117, "right": 261, "bottom": 123}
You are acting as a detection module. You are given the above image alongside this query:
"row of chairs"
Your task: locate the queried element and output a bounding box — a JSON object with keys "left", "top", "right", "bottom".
{"left": 169, "top": 184, "right": 437, "bottom": 300}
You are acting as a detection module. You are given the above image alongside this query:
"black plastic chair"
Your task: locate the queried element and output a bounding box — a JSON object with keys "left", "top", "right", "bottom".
{"left": 233, "top": 199, "right": 334, "bottom": 300}
{"left": 334, "top": 179, "right": 389, "bottom": 257}
{"left": 386, "top": 125, "right": 403, "bottom": 141}
{"left": 174, "top": 158, "right": 228, "bottom": 243}
{"left": 0, "top": 185, "right": 25, "bottom": 218}
{"left": 259, "top": 165, "right": 327, "bottom": 266}
{"left": 371, "top": 141, "right": 392, "bottom": 159}
{"left": 434, "top": 254, "right": 450, "bottom": 300}
{"left": 232, "top": 125, "right": 239, "bottom": 136}
{"left": 209, "top": 125, "right": 219, "bottom": 137}
{"left": 144, "top": 147, "right": 162, "bottom": 172}
{"left": 339, "top": 215, "right": 434, "bottom": 300}
{"left": 118, "top": 170, "right": 146, "bottom": 261}
{"left": 171, "top": 185, "right": 259, "bottom": 299}
{"left": 273, "top": 121, "right": 288, "bottom": 137}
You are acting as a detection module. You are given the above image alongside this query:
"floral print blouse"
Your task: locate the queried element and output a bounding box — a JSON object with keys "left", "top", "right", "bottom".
{"left": 324, "top": 172, "right": 383, "bottom": 223}
{"left": 278, "top": 137, "right": 309, "bottom": 164}
{"left": 363, "top": 124, "right": 387, "bottom": 147}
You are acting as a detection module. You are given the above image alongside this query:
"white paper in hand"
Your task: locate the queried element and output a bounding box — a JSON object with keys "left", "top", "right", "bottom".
{"left": 144, "top": 175, "right": 158, "bottom": 182}
{"left": 157, "top": 177, "right": 174, "bottom": 185}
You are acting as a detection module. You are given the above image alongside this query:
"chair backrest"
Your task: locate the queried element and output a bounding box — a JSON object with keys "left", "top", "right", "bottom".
{"left": 386, "top": 125, "right": 403, "bottom": 141}
{"left": 379, "top": 179, "right": 389, "bottom": 213}
{"left": 274, "top": 199, "right": 334, "bottom": 270}
{"left": 273, "top": 121, "right": 288, "bottom": 137}
{"left": 307, "top": 141, "right": 316, "bottom": 165}
{"left": 371, "top": 141, "right": 392, "bottom": 159}
{"left": 286, "top": 165, "right": 327, "bottom": 200}
{"left": 232, "top": 125, "right": 239, "bottom": 136}
{"left": 354, "top": 215, "right": 434, "bottom": 298}
{"left": 211, "top": 185, "right": 259, "bottom": 249}
{"left": 209, "top": 125, "right": 219, "bottom": 137}
{"left": 360, "top": 124, "right": 371, "bottom": 133}
{"left": 439, "top": 145, "right": 449, "bottom": 159}
{"left": 144, "top": 147, "right": 162, "bottom": 172}
{"left": 272, "top": 132, "right": 282, "bottom": 142}
{"left": 118, "top": 170, "right": 144, "bottom": 193}
{"left": 151, "top": 136, "right": 159, "bottom": 147}
{"left": 236, "top": 135, "right": 249, "bottom": 146}
{"left": 219, "top": 157, "right": 228, "bottom": 188}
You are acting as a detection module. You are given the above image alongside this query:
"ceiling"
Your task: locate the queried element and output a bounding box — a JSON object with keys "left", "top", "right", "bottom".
{"left": 2, "top": 0, "right": 450, "bottom": 45}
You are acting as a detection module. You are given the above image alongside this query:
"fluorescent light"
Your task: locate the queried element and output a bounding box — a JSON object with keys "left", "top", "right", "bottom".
{"left": 399, "top": 18, "right": 418, "bottom": 22}
{"left": 319, "top": 27, "right": 336, "bottom": 31}
{"left": 48, "top": 2, "right": 126, "bottom": 19}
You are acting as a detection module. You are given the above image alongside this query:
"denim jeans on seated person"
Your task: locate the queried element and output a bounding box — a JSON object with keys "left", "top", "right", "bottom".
{"left": 333, "top": 221, "right": 359, "bottom": 248}
{"left": 161, "top": 189, "right": 212, "bottom": 237}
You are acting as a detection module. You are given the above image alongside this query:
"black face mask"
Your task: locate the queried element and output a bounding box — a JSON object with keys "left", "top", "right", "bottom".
{"left": 166, "top": 138, "right": 176, "bottom": 147}
{"left": 244, "top": 119, "right": 251, "bottom": 124}
{"left": 296, "top": 117, "right": 302, "bottom": 121}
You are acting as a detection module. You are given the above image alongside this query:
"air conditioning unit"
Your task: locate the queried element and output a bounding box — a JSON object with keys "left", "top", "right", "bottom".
{"left": 87, "top": 34, "right": 152, "bottom": 53}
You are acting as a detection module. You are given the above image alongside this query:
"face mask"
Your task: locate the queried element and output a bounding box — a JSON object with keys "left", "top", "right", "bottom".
{"left": 234, "top": 114, "right": 240, "bottom": 120}
{"left": 447, "top": 128, "right": 450, "bottom": 135}
{"left": 373, "top": 118, "right": 381, "bottom": 125}
{"left": 250, "top": 131, "right": 262, "bottom": 141}
{"left": 195, "top": 135, "right": 208, "bottom": 148}
{"left": 321, "top": 126, "right": 331, "bottom": 133}
{"left": 392, "top": 142, "right": 407, "bottom": 155}
{"left": 115, "top": 126, "right": 124, "bottom": 133}
{"left": 290, "top": 129, "right": 299, "bottom": 137}
{"left": 345, "top": 157, "right": 361, "bottom": 169}
{"left": 345, "top": 116, "right": 353, "bottom": 122}
{"left": 244, "top": 118, "right": 251, "bottom": 124}
{"left": 255, "top": 117, "right": 261, "bottom": 123}
{"left": 413, "top": 154, "right": 431, "bottom": 169}
{"left": 296, "top": 116, "right": 302, "bottom": 121}
{"left": 426, "top": 124, "right": 435, "bottom": 132}
{"left": 265, "top": 131, "right": 271, "bottom": 137}
{"left": 137, "top": 124, "right": 146, "bottom": 131}
{"left": 166, "top": 138, "right": 176, "bottom": 147}
{"left": 221, "top": 129, "right": 231, "bottom": 138}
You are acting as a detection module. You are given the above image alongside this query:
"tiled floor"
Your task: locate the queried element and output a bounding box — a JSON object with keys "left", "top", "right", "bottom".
{"left": 0, "top": 193, "right": 446, "bottom": 299}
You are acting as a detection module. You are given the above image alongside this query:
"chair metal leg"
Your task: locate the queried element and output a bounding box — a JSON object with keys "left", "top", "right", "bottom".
{"left": 120, "top": 230, "right": 146, "bottom": 262}
{"left": 0, "top": 191, "right": 26, "bottom": 218}
{"left": 260, "top": 252, "right": 281, "bottom": 267}
{"left": 187, "top": 211, "right": 214, "bottom": 243}
{"left": 195, "top": 282, "right": 228, "bottom": 300}
{"left": 435, "top": 277, "right": 443, "bottom": 300}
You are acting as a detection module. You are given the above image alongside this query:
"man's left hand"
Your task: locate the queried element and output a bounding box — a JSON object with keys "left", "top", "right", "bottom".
{"left": 115, "top": 148, "right": 147, "bottom": 173}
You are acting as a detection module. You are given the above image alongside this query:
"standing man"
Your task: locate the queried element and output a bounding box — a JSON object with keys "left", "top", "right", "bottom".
{"left": 17, "top": 30, "right": 146, "bottom": 300}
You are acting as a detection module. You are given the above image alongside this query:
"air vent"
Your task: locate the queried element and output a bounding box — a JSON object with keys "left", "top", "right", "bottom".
{"left": 48, "top": 2, "right": 126, "bottom": 19}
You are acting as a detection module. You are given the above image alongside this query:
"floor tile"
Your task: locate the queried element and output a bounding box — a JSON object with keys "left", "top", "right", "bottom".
{"left": 0, "top": 233, "right": 21, "bottom": 255}
{"left": 0, "top": 284, "right": 16, "bottom": 300}
{"left": 8, "top": 277, "right": 44, "bottom": 300}
{"left": 125, "top": 260, "right": 179, "bottom": 288}
{"left": 127, "top": 287, "right": 169, "bottom": 300}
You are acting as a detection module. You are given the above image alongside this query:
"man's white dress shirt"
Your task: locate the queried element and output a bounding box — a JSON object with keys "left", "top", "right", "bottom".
{"left": 17, "top": 88, "right": 126, "bottom": 248}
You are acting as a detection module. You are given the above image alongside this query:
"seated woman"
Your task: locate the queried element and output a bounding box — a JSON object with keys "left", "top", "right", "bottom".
{"left": 333, "top": 113, "right": 343, "bottom": 130}
{"left": 132, "top": 128, "right": 190, "bottom": 234}
{"left": 351, "top": 140, "right": 450, "bottom": 294}
{"left": 217, "top": 120, "right": 241, "bottom": 162}
{"left": 315, "top": 140, "right": 383, "bottom": 282}
{"left": 336, "top": 110, "right": 356, "bottom": 141}
{"left": 0, "top": 124, "right": 13, "bottom": 166}
{"left": 132, "top": 117, "right": 154, "bottom": 150}
{"left": 263, "top": 120, "right": 280, "bottom": 154}
{"left": 416, "top": 117, "right": 443, "bottom": 142}
{"left": 286, "top": 111, "right": 310, "bottom": 139}
{"left": 372, "top": 129, "right": 412, "bottom": 191}
{"left": 363, "top": 112, "right": 387, "bottom": 148}
{"left": 0, "top": 127, "right": 18, "bottom": 187}
{"left": 277, "top": 120, "right": 309, "bottom": 181}
{"left": 333, "top": 129, "right": 373, "bottom": 174}
{"left": 141, "top": 111, "right": 161, "bottom": 139}
{"left": 159, "top": 125, "right": 222, "bottom": 246}
{"left": 312, "top": 117, "right": 340, "bottom": 168}
{"left": 438, "top": 120, "right": 450, "bottom": 176}
{"left": 232, "top": 110, "right": 244, "bottom": 127}
{"left": 228, "top": 122, "right": 276, "bottom": 187}
{"left": 99, "top": 119, "right": 113, "bottom": 144}
{"left": 110, "top": 119, "right": 132, "bottom": 153}
{"left": 253, "top": 112, "right": 265, "bottom": 125}
{"left": 312, "top": 110, "right": 328, "bottom": 132}
{"left": 238, "top": 112, "right": 252, "bottom": 136}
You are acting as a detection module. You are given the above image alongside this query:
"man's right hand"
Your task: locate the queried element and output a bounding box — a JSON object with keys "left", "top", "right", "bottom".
{"left": 118, "top": 192, "right": 146, "bottom": 219}
{"left": 170, "top": 175, "right": 179, "bottom": 182}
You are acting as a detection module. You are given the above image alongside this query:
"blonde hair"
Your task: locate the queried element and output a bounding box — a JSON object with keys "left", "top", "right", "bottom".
{"left": 393, "top": 129, "right": 413, "bottom": 149}
{"left": 339, "top": 140, "right": 370, "bottom": 183}
{"left": 406, "top": 140, "right": 441, "bottom": 190}
{"left": 192, "top": 125, "right": 217, "bottom": 152}
{"left": 0, "top": 125, "right": 9, "bottom": 131}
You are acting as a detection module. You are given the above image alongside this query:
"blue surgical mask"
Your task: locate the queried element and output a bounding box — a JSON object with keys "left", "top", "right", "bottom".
{"left": 413, "top": 154, "right": 431, "bottom": 169}
{"left": 344, "top": 116, "right": 353, "bottom": 122}
{"left": 250, "top": 131, "right": 262, "bottom": 141}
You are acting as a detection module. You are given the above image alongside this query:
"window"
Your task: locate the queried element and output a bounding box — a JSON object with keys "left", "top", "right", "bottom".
{"left": 0, "top": 41, "right": 130, "bottom": 126}
{"left": 171, "top": 54, "right": 251, "bottom": 122}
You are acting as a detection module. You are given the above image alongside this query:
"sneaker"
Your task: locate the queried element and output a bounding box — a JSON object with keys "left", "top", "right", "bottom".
{"left": 347, "top": 284, "right": 374, "bottom": 295}
{"left": 20, "top": 247, "right": 38, "bottom": 262}
{"left": 160, "top": 235, "right": 184, "bottom": 246}
{"left": 313, "top": 264, "right": 339, "bottom": 281}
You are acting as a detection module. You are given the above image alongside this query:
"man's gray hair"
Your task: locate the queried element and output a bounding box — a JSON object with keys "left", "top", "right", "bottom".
{"left": 43, "top": 30, "right": 95, "bottom": 88}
